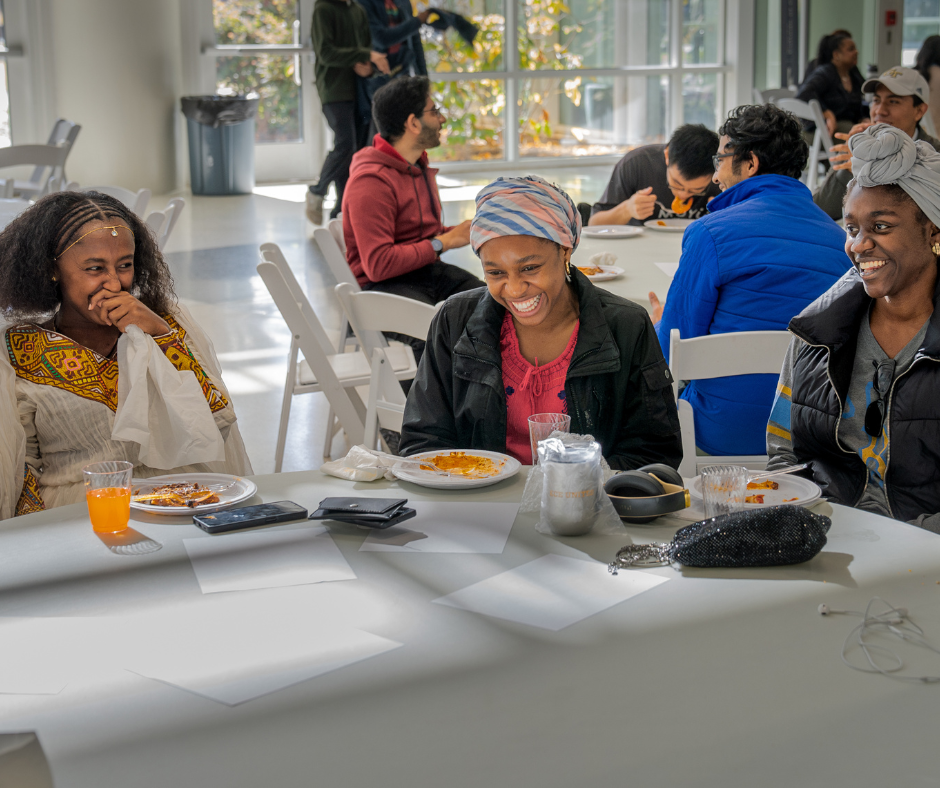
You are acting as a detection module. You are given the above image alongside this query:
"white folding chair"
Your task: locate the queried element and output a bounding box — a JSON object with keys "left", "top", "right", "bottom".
{"left": 0, "top": 145, "right": 72, "bottom": 200}
{"left": 669, "top": 328, "right": 793, "bottom": 478}
{"left": 753, "top": 87, "right": 797, "bottom": 105}
{"left": 334, "top": 283, "right": 440, "bottom": 450}
{"left": 13, "top": 118, "right": 80, "bottom": 199}
{"left": 66, "top": 181, "right": 151, "bottom": 216}
{"left": 145, "top": 198, "right": 186, "bottom": 250}
{"left": 328, "top": 217, "right": 347, "bottom": 256}
{"left": 258, "top": 243, "right": 369, "bottom": 469}
{"left": 776, "top": 97, "right": 832, "bottom": 192}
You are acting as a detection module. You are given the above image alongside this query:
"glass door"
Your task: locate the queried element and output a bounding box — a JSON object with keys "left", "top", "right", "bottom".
{"left": 209, "top": 0, "right": 319, "bottom": 182}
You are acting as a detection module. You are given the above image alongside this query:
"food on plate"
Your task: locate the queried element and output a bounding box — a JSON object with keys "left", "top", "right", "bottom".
{"left": 745, "top": 494, "right": 765, "bottom": 504}
{"left": 783, "top": 497, "right": 799, "bottom": 502}
{"left": 656, "top": 220, "right": 668, "bottom": 227}
{"left": 746, "top": 480, "right": 779, "bottom": 490}
{"left": 576, "top": 264, "right": 604, "bottom": 276}
{"left": 133, "top": 482, "right": 221, "bottom": 508}
{"left": 671, "top": 196, "right": 693, "bottom": 214}
{"left": 419, "top": 452, "right": 505, "bottom": 478}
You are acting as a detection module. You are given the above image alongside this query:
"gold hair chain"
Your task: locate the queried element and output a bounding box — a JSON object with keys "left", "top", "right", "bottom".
{"left": 56, "top": 225, "right": 134, "bottom": 259}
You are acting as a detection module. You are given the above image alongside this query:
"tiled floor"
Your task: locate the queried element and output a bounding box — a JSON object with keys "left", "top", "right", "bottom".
{"left": 161, "top": 165, "right": 614, "bottom": 474}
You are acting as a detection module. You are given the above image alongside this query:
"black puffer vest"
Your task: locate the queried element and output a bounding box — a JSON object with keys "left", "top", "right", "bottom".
{"left": 788, "top": 269, "right": 940, "bottom": 522}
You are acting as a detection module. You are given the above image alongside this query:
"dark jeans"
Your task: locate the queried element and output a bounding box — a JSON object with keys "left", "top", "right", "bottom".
{"left": 363, "top": 262, "right": 483, "bottom": 365}
{"left": 310, "top": 101, "right": 369, "bottom": 219}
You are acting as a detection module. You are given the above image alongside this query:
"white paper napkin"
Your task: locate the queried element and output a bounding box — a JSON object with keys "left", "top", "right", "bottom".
{"left": 433, "top": 554, "right": 668, "bottom": 631}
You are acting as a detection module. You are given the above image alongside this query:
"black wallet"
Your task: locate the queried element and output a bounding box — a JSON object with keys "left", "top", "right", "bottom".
{"left": 308, "top": 497, "right": 416, "bottom": 529}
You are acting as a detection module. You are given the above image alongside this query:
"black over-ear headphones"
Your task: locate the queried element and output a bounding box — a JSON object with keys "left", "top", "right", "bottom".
{"left": 604, "top": 463, "right": 690, "bottom": 524}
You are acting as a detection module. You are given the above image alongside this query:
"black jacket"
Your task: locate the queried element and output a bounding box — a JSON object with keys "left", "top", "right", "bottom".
{"left": 399, "top": 271, "right": 683, "bottom": 470}
{"left": 788, "top": 269, "right": 940, "bottom": 522}
{"left": 796, "top": 64, "right": 865, "bottom": 128}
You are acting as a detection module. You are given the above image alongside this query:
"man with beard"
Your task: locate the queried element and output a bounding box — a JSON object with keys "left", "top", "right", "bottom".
{"left": 342, "top": 76, "right": 481, "bottom": 305}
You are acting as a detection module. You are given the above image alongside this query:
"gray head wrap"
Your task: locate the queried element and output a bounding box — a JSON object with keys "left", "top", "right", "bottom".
{"left": 849, "top": 123, "right": 940, "bottom": 228}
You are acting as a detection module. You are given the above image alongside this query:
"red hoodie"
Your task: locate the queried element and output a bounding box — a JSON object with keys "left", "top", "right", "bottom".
{"left": 342, "top": 135, "right": 451, "bottom": 286}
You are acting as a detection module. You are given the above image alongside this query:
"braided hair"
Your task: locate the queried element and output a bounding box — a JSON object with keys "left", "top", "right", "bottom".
{"left": 0, "top": 191, "right": 176, "bottom": 322}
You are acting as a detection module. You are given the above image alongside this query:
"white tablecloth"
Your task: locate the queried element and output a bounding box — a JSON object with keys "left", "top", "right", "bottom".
{"left": 1, "top": 469, "right": 939, "bottom": 787}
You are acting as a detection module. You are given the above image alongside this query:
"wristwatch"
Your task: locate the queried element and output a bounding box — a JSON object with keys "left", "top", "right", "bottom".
{"left": 430, "top": 238, "right": 443, "bottom": 254}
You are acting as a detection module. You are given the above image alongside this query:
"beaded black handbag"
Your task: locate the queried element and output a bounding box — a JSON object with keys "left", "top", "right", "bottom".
{"left": 608, "top": 505, "right": 831, "bottom": 573}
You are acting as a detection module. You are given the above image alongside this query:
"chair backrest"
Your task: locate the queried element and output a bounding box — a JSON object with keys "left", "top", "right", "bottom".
{"left": 67, "top": 182, "right": 151, "bottom": 217}
{"left": 755, "top": 87, "right": 797, "bottom": 105}
{"left": 30, "top": 119, "right": 80, "bottom": 186}
{"left": 668, "top": 328, "right": 792, "bottom": 401}
{"left": 145, "top": 197, "right": 185, "bottom": 250}
{"left": 260, "top": 242, "right": 336, "bottom": 356}
{"left": 776, "top": 97, "right": 832, "bottom": 190}
{"left": 328, "top": 218, "right": 347, "bottom": 255}
{"left": 257, "top": 245, "right": 365, "bottom": 445}
{"left": 313, "top": 227, "right": 357, "bottom": 288}
{"left": 334, "top": 282, "right": 440, "bottom": 360}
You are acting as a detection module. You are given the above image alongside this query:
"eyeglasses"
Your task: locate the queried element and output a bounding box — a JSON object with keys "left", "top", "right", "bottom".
{"left": 423, "top": 105, "right": 444, "bottom": 118}
{"left": 864, "top": 358, "right": 896, "bottom": 437}
{"left": 712, "top": 152, "right": 735, "bottom": 170}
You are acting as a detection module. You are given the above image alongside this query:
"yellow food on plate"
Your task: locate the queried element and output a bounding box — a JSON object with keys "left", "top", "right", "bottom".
{"left": 133, "top": 482, "right": 220, "bottom": 508}
{"left": 576, "top": 264, "right": 604, "bottom": 276}
{"left": 783, "top": 497, "right": 799, "bottom": 502}
{"left": 419, "top": 452, "right": 505, "bottom": 478}
{"left": 671, "top": 196, "right": 693, "bottom": 214}
{"left": 656, "top": 220, "right": 668, "bottom": 227}
{"left": 745, "top": 494, "right": 765, "bottom": 505}
{"left": 746, "top": 480, "right": 779, "bottom": 490}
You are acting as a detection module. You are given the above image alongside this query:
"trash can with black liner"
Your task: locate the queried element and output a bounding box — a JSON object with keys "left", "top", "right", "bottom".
{"left": 181, "top": 95, "right": 259, "bottom": 195}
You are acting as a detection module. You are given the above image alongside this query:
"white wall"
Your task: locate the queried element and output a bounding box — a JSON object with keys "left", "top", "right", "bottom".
{"left": 45, "top": 0, "right": 184, "bottom": 192}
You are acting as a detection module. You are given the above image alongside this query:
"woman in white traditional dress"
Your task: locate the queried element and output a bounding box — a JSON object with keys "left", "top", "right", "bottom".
{"left": 0, "top": 191, "right": 252, "bottom": 518}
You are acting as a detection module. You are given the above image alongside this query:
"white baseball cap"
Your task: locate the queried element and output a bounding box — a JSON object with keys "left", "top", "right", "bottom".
{"left": 862, "top": 66, "right": 930, "bottom": 104}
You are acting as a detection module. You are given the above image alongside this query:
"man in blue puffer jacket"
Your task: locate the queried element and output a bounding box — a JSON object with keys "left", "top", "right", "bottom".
{"left": 650, "top": 103, "right": 850, "bottom": 456}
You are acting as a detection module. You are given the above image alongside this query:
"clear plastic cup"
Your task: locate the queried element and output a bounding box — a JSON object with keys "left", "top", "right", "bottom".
{"left": 700, "top": 464, "right": 747, "bottom": 518}
{"left": 82, "top": 461, "right": 133, "bottom": 534}
{"left": 528, "top": 413, "right": 572, "bottom": 464}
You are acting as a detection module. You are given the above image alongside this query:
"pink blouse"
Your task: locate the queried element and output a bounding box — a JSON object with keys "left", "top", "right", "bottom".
{"left": 499, "top": 310, "right": 580, "bottom": 464}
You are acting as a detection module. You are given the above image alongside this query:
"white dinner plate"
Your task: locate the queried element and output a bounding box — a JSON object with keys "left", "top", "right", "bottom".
{"left": 581, "top": 225, "right": 645, "bottom": 238}
{"left": 689, "top": 474, "right": 821, "bottom": 509}
{"left": 577, "top": 265, "right": 624, "bottom": 282}
{"left": 130, "top": 473, "right": 257, "bottom": 515}
{"left": 392, "top": 450, "right": 522, "bottom": 490}
{"left": 644, "top": 218, "right": 694, "bottom": 232}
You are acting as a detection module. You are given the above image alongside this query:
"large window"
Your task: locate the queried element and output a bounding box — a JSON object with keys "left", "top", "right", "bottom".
{"left": 212, "top": 0, "right": 303, "bottom": 144}
{"left": 903, "top": 0, "right": 940, "bottom": 66}
{"left": 0, "top": 2, "right": 10, "bottom": 147}
{"left": 422, "top": 0, "right": 728, "bottom": 163}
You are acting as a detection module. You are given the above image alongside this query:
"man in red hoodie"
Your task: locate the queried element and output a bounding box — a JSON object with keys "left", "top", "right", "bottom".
{"left": 342, "top": 76, "right": 481, "bottom": 304}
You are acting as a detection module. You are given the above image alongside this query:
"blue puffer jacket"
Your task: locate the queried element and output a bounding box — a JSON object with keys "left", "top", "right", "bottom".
{"left": 656, "top": 174, "right": 849, "bottom": 456}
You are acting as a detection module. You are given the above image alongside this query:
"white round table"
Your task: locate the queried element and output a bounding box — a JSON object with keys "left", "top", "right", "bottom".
{"left": 2, "top": 469, "right": 939, "bottom": 787}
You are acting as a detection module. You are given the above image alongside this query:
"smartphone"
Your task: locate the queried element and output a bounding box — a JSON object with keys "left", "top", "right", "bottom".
{"left": 308, "top": 506, "right": 417, "bottom": 529}
{"left": 193, "top": 501, "right": 309, "bottom": 534}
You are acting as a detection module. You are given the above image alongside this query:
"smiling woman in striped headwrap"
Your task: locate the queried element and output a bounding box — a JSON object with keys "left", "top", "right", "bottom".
{"left": 399, "top": 175, "right": 683, "bottom": 470}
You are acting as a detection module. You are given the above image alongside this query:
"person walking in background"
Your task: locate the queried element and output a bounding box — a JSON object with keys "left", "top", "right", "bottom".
{"left": 356, "top": 0, "right": 434, "bottom": 138}
{"left": 797, "top": 32, "right": 865, "bottom": 138}
{"left": 306, "top": 0, "right": 390, "bottom": 226}
{"left": 915, "top": 35, "right": 940, "bottom": 136}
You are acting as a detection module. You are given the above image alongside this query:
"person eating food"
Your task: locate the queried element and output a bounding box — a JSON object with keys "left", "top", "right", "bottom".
{"left": 589, "top": 124, "right": 720, "bottom": 227}
{"left": 399, "top": 175, "right": 682, "bottom": 469}
{"left": 767, "top": 124, "right": 940, "bottom": 530}
{"left": 0, "top": 192, "right": 252, "bottom": 517}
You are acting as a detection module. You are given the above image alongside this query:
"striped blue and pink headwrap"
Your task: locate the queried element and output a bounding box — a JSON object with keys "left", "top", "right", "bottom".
{"left": 470, "top": 175, "right": 581, "bottom": 256}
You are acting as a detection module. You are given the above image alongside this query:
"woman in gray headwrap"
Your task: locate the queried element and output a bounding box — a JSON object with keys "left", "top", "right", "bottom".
{"left": 767, "top": 123, "right": 940, "bottom": 529}
{"left": 399, "top": 175, "right": 682, "bottom": 469}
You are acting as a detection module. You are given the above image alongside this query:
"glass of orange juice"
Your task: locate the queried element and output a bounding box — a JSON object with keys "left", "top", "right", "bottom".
{"left": 82, "top": 461, "right": 134, "bottom": 533}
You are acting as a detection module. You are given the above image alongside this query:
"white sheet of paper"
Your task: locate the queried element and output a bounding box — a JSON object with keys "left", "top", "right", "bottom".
{"left": 124, "top": 620, "right": 401, "bottom": 706}
{"left": 359, "top": 501, "right": 518, "bottom": 554}
{"left": 184, "top": 526, "right": 356, "bottom": 594}
{"left": 655, "top": 262, "right": 680, "bottom": 279}
{"left": 433, "top": 554, "right": 668, "bottom": 631}
{"left": 0, "top": 618, "right": 94, "bottom": 695}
